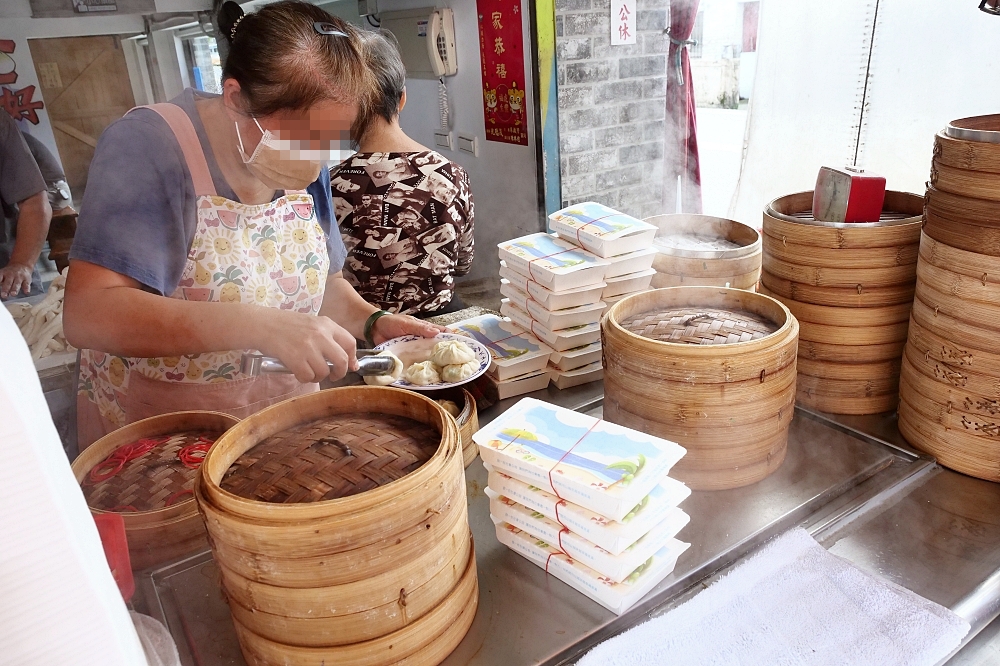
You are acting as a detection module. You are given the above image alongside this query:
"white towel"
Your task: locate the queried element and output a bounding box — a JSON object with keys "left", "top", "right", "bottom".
{"left": 578, "top": 528, "right": 969, "bottom": 666}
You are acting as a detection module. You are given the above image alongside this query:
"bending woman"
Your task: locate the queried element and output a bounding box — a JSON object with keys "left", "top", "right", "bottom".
{"left": 64, "top": 1, "right": 440, "bottom": 449}
{"left": 333, "top": 31, "right": 474, "bottom": 317}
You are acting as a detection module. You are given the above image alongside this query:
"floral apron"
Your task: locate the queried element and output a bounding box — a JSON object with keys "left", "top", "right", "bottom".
{"left": 77, "top": 103, "right": 330, "bottom": 450}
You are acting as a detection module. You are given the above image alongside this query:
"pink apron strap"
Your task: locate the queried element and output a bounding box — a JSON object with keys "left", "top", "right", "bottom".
{"left": 130, "top": 103, "right": 218, "bottom": 198}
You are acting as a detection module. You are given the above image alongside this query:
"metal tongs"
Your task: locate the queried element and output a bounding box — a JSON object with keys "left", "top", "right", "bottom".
{"left": 240, "top": 350, "right": 394, "bottom": 377}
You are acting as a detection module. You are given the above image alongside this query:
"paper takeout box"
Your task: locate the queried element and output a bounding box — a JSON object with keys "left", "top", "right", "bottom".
{"left": 485, "top": 369, "right": 553, "bottom": 401}
{"left": 494, "top": 521, "right": 690, "bottom": 615}
{"left": 500, "top": 261, "right": 605, "bottom": 311}
{"left": 489, "top": 490, "right": 689, "bottom": 583}
{"left": 474, "top": 398, "right": 687, "bottom": 521}
{"left": 500, "top": 301, "right": 602, "bottom": 352}
{"left": 549, "top": 342, "right": 603, "bottom": 372}
{"left": 549, "top": 361, "right": 604, "bottom": 390}
{"left": 487, "top": 465, "right": 690, "bottom": 555}
{"left": 548, "top": 202, "right": 658, "bottom": 258}
{"left": 603, "top": 268, "right": 657, "bottom": 298}
{"left": 447, "top": 314, "right": 553, "bottom": 382}
{"left": 501, "top": 280, "right": 606, "bottom": 330}
{"left": 604, "top": 246, "right": 658, "bottom": 279}
{"left": 498, "top": 233, "right": 610, "bottom": 292}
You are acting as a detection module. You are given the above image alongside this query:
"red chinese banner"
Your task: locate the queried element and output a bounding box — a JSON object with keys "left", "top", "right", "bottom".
{"left": 477, "top": 0, "right": 528, "bottom": 146}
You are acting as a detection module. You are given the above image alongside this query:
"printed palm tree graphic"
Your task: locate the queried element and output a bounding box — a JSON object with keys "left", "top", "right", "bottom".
{"left": 251, "top": 226, "right": 278, "bottom": 244}
{"left": 565, "top": 209, "right": 631, "bottom": 235}
{"left": 204, "top": 362, "right": 238, "bottom": 381}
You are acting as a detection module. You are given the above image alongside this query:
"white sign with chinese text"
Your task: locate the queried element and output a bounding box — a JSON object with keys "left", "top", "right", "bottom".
{"left": 611, "top": 0, "right": 636, "bottom": 45}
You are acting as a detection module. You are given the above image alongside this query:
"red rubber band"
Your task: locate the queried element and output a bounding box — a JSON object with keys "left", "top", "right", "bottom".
{"left": 164, "top": 489, "right": 194, "bottom": 506}
{"left": 573, "top": 212, "right": 619, "bottom": 249}
{"left": 546, "top": 420, "right": 601, "bottom": 500}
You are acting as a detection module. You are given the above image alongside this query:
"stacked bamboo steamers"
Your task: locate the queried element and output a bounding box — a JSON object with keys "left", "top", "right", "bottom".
{"left": 195, "top": 387, "right": 476, "bottom": 666}
{"left": 898, "top": 115, "right": 1000, "bottom": 482}
{"left": 759, "top": 191, "right": 923, "bottom": 415}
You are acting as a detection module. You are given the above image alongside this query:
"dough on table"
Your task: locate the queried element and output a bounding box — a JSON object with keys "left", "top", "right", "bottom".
{"left": 403, "top": 360, "right": 441, "bottom": 386}
{"left": 363, "top": 351, "right": 404, "bottom": 386}
{"left": 430, "top": 339, "right": 476, "bottom": 367}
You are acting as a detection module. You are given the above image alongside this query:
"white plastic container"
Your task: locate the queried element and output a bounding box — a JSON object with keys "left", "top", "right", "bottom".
{"left": 474, "top": 397, "right": 687, "bottom": 521}
{"left": 494, "top": 521, "right": 690, "bottom": 615}
{"left": 488, "top": 490, "right": 689, "bottom": 583}
{"left": 605, "top": 246, "right": 658, "bottom": 279}
{"left": 603, "top": 268, "right": 657, "bottom": 298}
{"left": 500, "top": 301, "right": 602, "bottom": 352}
{"left": 499, "top": 262, "right": 606, "bottom": 311}
{"left": 499, "top": 233, "right": 610, "bottom": 291}
{"left": 548, "top": 202, "right": 658, "bottom": 258}
{"left": 549, "top": 342, "right": 603, "bottom": 372}
{"left": 487, "top": 465, "right": 691, "bottom": 555}
{"left": 447, "top": 313, "right": 553, "bottom": 381}
{"left": 549, "top": 361, "right": 604, "bottom": 390}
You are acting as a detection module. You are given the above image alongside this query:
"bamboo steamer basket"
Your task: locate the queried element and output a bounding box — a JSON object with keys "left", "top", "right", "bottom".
{"left": 934, "top": 122, "right": 1000, "bottom": 174}
{"left": 602, "top": 286, "right": 798, "bottom": 491}
{"left": 650, "top": 270, "right": 759, "bottom": 290}
{"left": 925, "top": 184, "right": 1000, "bottom": 227}
{"left": 71, "top": 411, "right": 237, "bottom": 570}
{"left": 898, "top": 392, "right": 1000, "bottom": 482}
{"left": 906, "top": 317, "right": 1000, "bottom": 377}
{"left": 759, "top": 190, "right": 921, "bottom": 415}
{"left": 436, "top": 388, "right": 479, "bottom": 468}
{"left": 646, "top": 214, "right": 762, "bottom": 291}
{"left": 920, "top": 232, "right": 1000, "bottom": 287}
{"left": 901, "top": 353, "right": 1000, "bottom": 420}
{"left": 931, "top": 163, "right": 1000, "bottom": 202}
{"left": 196, "top": 386, "right": 475, "bottom": 664}
{"left": 232, "top": 554, "right": 478, "bottom": 666}
{"left": 923, "top": 209, "right": 1000, "bottom": 257}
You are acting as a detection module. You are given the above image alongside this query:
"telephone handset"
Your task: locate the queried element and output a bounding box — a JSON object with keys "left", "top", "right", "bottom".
{"left": 427, "top": 9, "right": 457, "bottom": 77}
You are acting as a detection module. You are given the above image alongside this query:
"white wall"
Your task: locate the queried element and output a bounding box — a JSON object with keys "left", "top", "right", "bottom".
{"left": 353, "top": 0, "right": 543, "bottom": 282}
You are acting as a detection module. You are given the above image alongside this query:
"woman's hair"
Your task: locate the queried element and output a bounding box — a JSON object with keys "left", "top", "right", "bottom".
{"left": 217, "top": 0, "right": 371, "bottom": 117}
{"left": 353, "top": 30, "right": 407, "bottom": 141}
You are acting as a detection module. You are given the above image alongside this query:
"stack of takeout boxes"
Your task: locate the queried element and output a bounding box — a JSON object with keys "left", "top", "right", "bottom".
{"left": 474, "top": 398, "right": 691, "bottom": 615}
{"left": 548, "top": 202, "right": 659, "bottom": 308}
{"left": 447, "top": 313, "right": 555, "bottom": 400}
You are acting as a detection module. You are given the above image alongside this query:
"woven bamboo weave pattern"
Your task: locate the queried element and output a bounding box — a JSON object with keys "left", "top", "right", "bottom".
{"left": 83, "top": 430, "right": 219, "bottom": 512}
{"left": 621, "top": 306, "right": 778, "bottom": 345}
{"left": 220, "top": 414, "right": 439, "bottom": 503}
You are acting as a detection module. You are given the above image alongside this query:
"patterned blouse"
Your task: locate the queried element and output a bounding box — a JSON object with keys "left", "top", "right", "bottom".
{"left": 332, "top": 151, "right": 474, "bottom": 315}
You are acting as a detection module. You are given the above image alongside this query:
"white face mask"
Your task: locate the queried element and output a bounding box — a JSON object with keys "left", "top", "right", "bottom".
{"left": 235, "top": 117, "right": 326, "bottom": 191}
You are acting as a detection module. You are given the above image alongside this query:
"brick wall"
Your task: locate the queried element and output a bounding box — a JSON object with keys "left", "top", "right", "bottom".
{"left": 555, "top": 0, "right": 668, "bottom": 219}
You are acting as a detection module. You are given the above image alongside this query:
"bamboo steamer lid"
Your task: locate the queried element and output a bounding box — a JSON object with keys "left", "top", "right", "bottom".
{"left": 602, "top": 287, "right": 798, "bottom": 490}
{"left": 71, "top": 411, "right": 237, "bottom": 570}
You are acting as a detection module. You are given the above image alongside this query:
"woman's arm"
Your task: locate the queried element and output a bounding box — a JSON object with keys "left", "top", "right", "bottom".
{"left": 320, "top": 271, "right": 443, "bottom": 343}
{"left": 65, "top": 260, "right": 359, "bottom": 382}
{"left": 454, "top": 170, "right": 474, "bottom": 278}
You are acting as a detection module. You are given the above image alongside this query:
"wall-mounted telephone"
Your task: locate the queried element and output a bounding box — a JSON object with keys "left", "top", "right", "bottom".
{"left": 427, "top": 9, "right": 457, "bottom": 77}
{"left": 380, "top": 8, "right": 458, "bottom": 131}
{"left": 380, "top": 8, "right": 457, "bottom": 79}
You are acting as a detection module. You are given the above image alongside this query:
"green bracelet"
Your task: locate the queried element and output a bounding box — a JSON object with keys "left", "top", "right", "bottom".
{"left": 364, "top": 310, "right": 392, "bottom": 347}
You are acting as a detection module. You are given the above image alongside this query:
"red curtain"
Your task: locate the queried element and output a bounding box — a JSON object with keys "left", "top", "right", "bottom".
{"left": 662, "top": 0, "right": 702, "bottom": 214}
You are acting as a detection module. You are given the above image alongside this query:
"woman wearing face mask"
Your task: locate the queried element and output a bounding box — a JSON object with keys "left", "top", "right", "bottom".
{"left": 63, "top": 0, "right": 441, "bottom": 450}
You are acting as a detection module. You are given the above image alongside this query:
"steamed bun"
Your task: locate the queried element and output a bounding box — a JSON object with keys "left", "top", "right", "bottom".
{"left": 440, "top": 360, "right": 479, "bottom": 383}
{"left": 436, "top": 399, "right": 461, "bottom": 417}
{"left": 363, "top": 351, "right": 404, "bottom": 386}
{"left": 430, "top": 340, "right": 476, "bottom": 366}
{"left": 403, "top": 360, "right": 441, "bottom": 386}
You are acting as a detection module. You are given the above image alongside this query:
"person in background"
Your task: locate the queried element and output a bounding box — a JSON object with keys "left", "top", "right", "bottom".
{"left": 0, "top": 112, "right": 53, "bottom": 299}
{"left": 21, "top": 131, "right": 75, "bottom": 215}
{"left": 64, "top": 1, "right": 441, "bottom": 450}
{"left": 333, "top": 30, "right": 474, "bottom": 318}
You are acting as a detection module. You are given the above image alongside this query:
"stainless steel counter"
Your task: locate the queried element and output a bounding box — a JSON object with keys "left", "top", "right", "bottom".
{"left": 131, "top": 382, "right": 1000, "bottom": 665}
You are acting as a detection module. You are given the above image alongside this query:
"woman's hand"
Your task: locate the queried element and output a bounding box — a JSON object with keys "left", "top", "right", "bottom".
{"left": 371, "top": 313, "right": 445, "bottom": 345}
{"left": 255, "top": 309, "right": 359, "bottom": 383}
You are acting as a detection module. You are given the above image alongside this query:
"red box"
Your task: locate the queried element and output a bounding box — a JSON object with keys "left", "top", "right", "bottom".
{"left": 812, "top": 167, "right": 886, "bottom": 223}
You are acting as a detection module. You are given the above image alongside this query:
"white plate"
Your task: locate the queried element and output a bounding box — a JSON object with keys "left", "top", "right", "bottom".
{"left": 372, "top": 332, "right": 491, "bottom": 391}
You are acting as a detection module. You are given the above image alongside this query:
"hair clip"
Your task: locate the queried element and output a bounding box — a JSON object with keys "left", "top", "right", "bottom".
{"left": 230, "top": 14, "right": 244, "bottom": 39}
{"left": 314, "top": 21, "right": 349, "bottom": 36}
